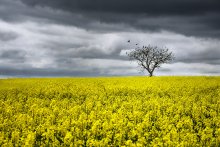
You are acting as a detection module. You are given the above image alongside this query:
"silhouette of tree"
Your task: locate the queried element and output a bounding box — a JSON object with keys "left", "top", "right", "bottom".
{"left": 127, "top": 45, "right": 174, "bottom": 77}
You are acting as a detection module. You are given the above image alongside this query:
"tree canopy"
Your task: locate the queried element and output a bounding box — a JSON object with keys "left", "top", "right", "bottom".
{"left": 127, "top": 45, "right": 174, "bottom": 76}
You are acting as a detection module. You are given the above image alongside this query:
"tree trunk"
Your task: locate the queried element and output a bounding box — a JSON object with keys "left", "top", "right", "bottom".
{"left": 149, "top": 72, "right": 153, "bottom": 77}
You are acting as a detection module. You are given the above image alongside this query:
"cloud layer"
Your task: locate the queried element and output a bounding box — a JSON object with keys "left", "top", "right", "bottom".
{"left": 0, "top": 0, "right": 220, "bottom": 77}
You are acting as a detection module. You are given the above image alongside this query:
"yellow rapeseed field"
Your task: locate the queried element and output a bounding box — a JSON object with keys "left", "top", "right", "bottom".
{"left": 0, "top": 76, "right": 220, "bottom": 146}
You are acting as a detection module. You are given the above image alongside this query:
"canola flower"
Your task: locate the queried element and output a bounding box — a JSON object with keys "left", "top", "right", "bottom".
{"left": 0, "top": 76, "right": 220, "bottom": 146}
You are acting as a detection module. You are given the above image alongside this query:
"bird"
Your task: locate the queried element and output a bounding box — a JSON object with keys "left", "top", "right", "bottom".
{"left": 136, "top": 43, "right": 138, "bottom": 45}
{"left": 127, "top": 40, "right": 130, "bottom": 43}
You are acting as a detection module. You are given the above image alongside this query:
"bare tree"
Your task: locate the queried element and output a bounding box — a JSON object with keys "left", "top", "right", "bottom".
{"left": 127, "top": 45, "right": 174, "bottom": 77}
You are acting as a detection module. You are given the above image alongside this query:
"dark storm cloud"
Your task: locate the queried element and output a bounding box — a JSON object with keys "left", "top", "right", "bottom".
{"left": 54, "top": 48, "right": 121, "bottom": 60}
{"left": 177, "top": 49, "right": 220, "bottom": 65}
{"left": 0, "top": 58, "right": 137, "bottom": 77}
{"left": 0, "top": 31, "right": 18, "bottom": 41}
{"left": 17, "top": 0, "right": 220, "bottom": 38}
{"left": 21, "top": 0, "right": 220, "bottom": 15}
{"left": 50, "top": 44, "right": 127, "bottom": 60}
{"left": 0, "top": 66, "right": 96, "bottom": 77}
{"left": 0, "top": 0, "right": 218, "bottom": 38}
{"left": 0, "top": 50, "right": 26, "bottom": 63}
{"left": 0, "top": 50, "right": 25, "bottom": 59}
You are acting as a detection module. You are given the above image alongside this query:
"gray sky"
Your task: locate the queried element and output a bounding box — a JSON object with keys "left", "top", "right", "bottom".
{"left": 0, "top": 0, "right": 220, "bottom": 77}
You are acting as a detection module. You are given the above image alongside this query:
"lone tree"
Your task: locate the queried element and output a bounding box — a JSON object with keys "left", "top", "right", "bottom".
{"left": 127, "top": 45, "right": 174, "bottom": 77}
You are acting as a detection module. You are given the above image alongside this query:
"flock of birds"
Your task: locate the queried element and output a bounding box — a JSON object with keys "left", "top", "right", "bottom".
{"left": 128, "top": 40, "right": 138, "bottom": 46}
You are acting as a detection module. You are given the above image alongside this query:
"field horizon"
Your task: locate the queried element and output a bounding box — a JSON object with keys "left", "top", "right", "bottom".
{"left": 1, "top": 75, "right": 220, "bottom": 79}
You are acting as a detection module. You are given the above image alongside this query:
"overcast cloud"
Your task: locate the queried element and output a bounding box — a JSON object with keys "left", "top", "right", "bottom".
{"left": 0, "top": 0, "right": 220, "bottom": 77}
